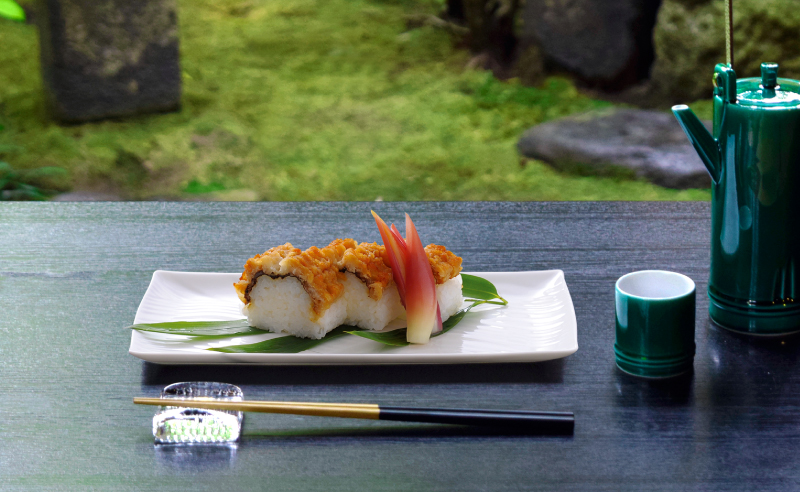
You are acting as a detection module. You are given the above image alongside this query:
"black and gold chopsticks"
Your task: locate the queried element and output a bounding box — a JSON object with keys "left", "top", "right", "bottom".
{"left": 134, "top": 397, "right": 574, "bottom": 435}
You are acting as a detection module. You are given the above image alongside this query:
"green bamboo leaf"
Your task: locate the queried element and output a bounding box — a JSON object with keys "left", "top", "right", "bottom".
{"left": 209, "top": 325, "right": 361, "bottom": 353}
{"left": 462, "top": 273, "right": 507, "bottom": 304}
{"left": 0, "top": 0, "right": 25, "bottom": 21}
{"left": 346, "top": 328, "right": 410, "bottom": 346}
{"left": 441, "top": 305, "right": 470, "bottom": 329}
{"left": 129, "top": 319, "right": 264, "bottom": 340}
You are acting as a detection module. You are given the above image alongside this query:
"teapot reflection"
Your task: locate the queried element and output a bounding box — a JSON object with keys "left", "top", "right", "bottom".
{"left": 155, "top": 443, "right": 238, "bottom": 471}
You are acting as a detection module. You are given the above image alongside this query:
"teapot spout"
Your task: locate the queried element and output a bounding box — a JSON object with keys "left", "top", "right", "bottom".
{"left": 672, "top": 105, "right": 721, "bottom": 184}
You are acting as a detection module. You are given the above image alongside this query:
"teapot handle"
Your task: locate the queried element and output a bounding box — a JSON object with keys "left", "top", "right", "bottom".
{"left": 714, "top": 63, "right": 737, "bottom": 104}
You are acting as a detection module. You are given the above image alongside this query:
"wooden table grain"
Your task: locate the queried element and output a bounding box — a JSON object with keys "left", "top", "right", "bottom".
{"left": 1, "top": 201, "right": 798, "bottom": 491}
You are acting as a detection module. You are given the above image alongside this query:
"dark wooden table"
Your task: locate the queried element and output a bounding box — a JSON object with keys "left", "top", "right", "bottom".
{"left": 2, "top": 201, "right": 798, "bottom": 491}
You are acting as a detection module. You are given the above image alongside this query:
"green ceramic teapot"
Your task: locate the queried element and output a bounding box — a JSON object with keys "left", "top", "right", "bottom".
{"left": 673, "top": 63, "right": 800, "bottom": 335}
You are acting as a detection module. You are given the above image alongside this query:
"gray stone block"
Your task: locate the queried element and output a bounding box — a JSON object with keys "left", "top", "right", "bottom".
{"left": 519, "top": 0, "right": 661, "bottom": 90}
{"left": 517, "top": 108, "right": 712, "bottom": 189}
{"left": 37, "top": 0, "right": 181, "bottom": 123}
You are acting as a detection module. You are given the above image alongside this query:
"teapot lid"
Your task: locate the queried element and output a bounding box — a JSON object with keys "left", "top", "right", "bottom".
{"left": 733, "top": 63, "right": 800, "bottom": 108}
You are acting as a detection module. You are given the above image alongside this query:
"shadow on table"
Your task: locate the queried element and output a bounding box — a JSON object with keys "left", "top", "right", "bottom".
{"left": 141, "top": 358, "right": 565, "bottom": 386}
{"left": 242, "top": 424, "right": 573, "bottom": 441}
{"left": 152, "top": 425, "right": 569, "bottom": 471}
{"left": 154, "top": 443, "right": 239, "bottom": 471}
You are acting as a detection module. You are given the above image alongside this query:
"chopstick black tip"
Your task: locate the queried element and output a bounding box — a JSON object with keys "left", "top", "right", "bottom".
{"left": 379, "top": 407, "right": 574, "bottom": 435}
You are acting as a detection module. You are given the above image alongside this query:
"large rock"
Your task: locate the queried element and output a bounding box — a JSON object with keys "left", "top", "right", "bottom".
{"left": 651, "top": 0, "right": 800, "bottom": 103}
{"left": 446, "top": 0, "right": 519, "bottom": 67}
{"left": 517, "top": 108, "right": 711, "bottom": 189}
{"left": 518, "top": 0, "right": 662, "bottom": 90}
{"left": 37, "top": 0, "right": 181, "bottom": 123}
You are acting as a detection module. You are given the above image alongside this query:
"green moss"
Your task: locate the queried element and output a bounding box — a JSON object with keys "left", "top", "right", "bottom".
{"left": 652, "top": 0, "right": 800, "bottom": 102}
{"left": 0, "top": 0, "right": 711, "bottom": 201}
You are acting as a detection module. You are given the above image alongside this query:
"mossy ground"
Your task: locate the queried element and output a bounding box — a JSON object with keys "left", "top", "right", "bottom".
{"left": 0, "top": 0, "right": 711, "bottom": 201}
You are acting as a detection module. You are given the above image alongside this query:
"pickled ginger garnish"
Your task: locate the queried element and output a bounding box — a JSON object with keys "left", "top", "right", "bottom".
{"left": 372, "top": 211, "right": 443, "bottom": 344}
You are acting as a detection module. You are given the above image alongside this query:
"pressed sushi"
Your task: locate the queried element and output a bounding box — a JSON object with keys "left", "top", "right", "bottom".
{"left": 234, "top": 239, "right": 463, "bottom": 340}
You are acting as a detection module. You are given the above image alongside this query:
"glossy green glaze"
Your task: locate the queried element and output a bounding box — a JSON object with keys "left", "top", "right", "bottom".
{"left": 673, "top": 63, "right": 800, "bottom": 335}
{"left": 614, "top": 271, "right": 696, "bottom": 378}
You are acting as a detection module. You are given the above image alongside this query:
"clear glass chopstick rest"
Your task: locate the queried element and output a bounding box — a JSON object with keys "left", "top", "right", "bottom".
{"left": 152, "top": 382, "right": 244, "bottom": 444}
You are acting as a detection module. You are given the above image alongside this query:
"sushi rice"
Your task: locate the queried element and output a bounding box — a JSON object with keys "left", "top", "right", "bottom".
{"left": 244, "top": 273, "right": 464, "bottom": 339}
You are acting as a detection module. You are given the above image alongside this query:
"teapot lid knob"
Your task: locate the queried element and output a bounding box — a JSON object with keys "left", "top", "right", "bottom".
{"left": 761, "top": 62, "right": 779, "bottom": 90}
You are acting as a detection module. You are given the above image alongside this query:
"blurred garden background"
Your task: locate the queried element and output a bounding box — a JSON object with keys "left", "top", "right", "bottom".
{"left": 1, "top": 0, "right": 796, "bottom": 201}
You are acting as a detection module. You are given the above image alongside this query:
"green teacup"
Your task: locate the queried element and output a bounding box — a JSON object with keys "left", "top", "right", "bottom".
{"left": 614, "top": 271, "right": 696, "bottom": 378}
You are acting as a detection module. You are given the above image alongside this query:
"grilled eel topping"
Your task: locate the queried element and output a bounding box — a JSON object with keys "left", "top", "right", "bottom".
{"left": 235, "top": 240, "right": 463, "bottom": 319}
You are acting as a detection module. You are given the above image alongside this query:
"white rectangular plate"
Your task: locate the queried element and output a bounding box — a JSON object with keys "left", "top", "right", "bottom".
{"left": 129, "top": 270, "right": 578, "bottom": 365}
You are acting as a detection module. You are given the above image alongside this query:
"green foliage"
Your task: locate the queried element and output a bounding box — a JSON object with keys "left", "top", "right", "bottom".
{"left": 0, "top": 0, "right": 711, "bottom": 201}
{"left": 0, "top": 0, "right": 25, "bottom": 22}
{"left": 183, "top": 179, "right": 227, "bottom": 194}
{"left": 0, "top": 161, "right": 66, "bottom": 200}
